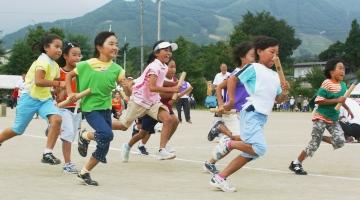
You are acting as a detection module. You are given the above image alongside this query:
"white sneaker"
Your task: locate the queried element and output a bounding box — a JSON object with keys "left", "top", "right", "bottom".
{"left": 157, "top": 148, "right": 176, "bottom": 160}
{"left": 121, "top": 143, "right": 131, "bottom": 162}
{"left": 166, "top": 145, "right": 176, "bottom": 153}
{"left": 210, "top": 174, "right": 236, "bottom": 192}
{"left": 212, "top": 135, "right": 231, "bottom": 161}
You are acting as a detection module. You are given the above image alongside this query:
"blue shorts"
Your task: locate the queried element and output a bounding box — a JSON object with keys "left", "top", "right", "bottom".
{"left": 239, "top": 108, "right": 268, "bottom": 159}
{"left": 138, "top": 115, "right": 158, "bottom": 134}
{"left": 12, "top": 93, "right": 60, "bottom": 135}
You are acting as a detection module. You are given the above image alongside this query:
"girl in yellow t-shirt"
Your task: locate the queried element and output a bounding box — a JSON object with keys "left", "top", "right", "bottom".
{"left": 0, "top": 34, "right": 64, "bottom": 165}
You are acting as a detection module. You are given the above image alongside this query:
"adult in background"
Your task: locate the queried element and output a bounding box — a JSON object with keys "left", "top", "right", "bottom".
{"left": 176, "top": 80, "right": 193, "bottom": 123}
{"left": 212, "top": 63, "right": 231, "bottom": 123}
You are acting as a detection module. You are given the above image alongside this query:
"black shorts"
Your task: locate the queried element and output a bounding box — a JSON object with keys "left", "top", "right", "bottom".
{"left": 138, "top": 115, "right": 158, "bottom": 134}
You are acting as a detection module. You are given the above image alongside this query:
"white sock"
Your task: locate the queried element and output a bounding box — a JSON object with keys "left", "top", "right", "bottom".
{"left": 293, "top": 159, "right": 300, "bottom": 164}
{"left": 43, "top": 148, "right": 52, "bottom": 154}
{"left": 81, "top": 131, "right": 90, "bottom": 141}
{"left": 80, "top": 167, "right": 89, "bottom": 175}
{"left": 139, "top": 141, "right": 145, "bottom": 147}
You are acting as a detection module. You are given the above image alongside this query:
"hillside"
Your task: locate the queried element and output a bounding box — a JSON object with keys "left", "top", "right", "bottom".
{"left": 3, "top": 0, "right": 360, "bottom": 56}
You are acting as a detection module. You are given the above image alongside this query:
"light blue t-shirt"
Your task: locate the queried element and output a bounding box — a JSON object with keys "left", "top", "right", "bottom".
{"left": 238, "top": 63, "right": 282, "bottom": 115}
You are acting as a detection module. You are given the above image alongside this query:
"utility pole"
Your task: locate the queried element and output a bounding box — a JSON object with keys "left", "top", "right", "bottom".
{"left": 139, "top": 0, "right": 144, "bottom": 72}
{"left": 123, "top": 36, "right": 127, "bottom": 72}
{"left": 157, "top": 0, "right": 162, "bottom": 40}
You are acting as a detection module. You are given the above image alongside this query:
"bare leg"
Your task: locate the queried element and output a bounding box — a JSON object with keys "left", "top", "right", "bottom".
{"left": 46, "top": 114, "right": 62, "bottom": 150}
{"left": 129, "top": 130, "right": 149, "bottom": 147}
{"left": 218, "top": 124, "right": 233, "bottom": 138}
{"left": 62, "top": 141, "right": 72, "bottom": 164}
{"left": 141, "top": 133, "right": 151, "bottom": 145}
{"left": 112, "top": 121, "right": 128, "bottom": 131}
{"left": 228, "top": 141, "right": 257, "bottom": 156}
{"left": 157, "top": 108, "right": 174, "bottom": 149}
{"left": 84, "top": 156, "right": 99, "bottom": 171}
{"left": 297, "top": 150, "right": 307, "bottom": 163}
{"left": 0, "top": 128, "right": 17, "bottom": 143}
{"left": 219, "top": 156, "right": 251, "bottom": 178}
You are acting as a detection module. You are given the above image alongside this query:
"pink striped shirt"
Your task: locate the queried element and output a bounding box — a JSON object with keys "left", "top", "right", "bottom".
{"left": 313, "top": 79, "right": 342, "bottom": 124}
{"left": 131, "top": 59, "right": 168, "bottom": 108}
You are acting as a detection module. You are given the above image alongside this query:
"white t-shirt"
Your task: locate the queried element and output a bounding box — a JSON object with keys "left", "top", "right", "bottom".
{"left": 340, "top": 98, "right": 360, "bottom": 124}
{"left": 213, "top": 72, "right": 230, "bottom": 98}
{"left": 238, "top": 63, "right": 282, "bottom": 115}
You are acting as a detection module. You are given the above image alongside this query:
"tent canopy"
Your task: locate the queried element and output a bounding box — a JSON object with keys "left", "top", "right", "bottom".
{"left": 0, "top": 75, "right": 23, "bottom": 89}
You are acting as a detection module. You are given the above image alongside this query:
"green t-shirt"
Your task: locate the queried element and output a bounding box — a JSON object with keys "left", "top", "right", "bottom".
{"left": 316, "top": 81, "right": 347, "bottom": 122}
{"left": 76, "top": 60, "right": 123, "bottom": 112}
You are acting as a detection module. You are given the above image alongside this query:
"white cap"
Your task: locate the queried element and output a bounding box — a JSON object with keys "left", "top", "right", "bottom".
{"left": 153, "top": 41, "right": 178, "bottom": 52}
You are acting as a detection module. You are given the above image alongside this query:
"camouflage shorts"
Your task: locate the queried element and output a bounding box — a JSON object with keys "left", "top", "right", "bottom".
{"left": 305, "top": 120, "right": 345, "bottom": 157}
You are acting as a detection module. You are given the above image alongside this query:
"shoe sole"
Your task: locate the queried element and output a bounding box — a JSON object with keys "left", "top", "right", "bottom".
{"left": 77, "top": 177, "right": 98, "bottom": 186}
{"left": 288, "top": 166, "right": 307, "bottom": 175}
{"left": 203, "top": 165, "right": 218, "bottom": 175}
{"left": 41, "top": 159, "right": 61, "bottom": 165}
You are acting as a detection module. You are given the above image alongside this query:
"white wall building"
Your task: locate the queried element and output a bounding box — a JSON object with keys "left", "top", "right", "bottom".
{"left": 293, "top": 61, "right": 326, "bottom": 78}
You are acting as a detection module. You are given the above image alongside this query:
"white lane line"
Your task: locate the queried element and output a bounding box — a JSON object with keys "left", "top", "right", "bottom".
{"left": 23, "top": 133, "right": 360, "bottom": 182}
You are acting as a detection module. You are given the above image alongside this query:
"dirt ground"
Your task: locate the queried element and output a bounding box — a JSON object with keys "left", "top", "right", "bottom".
{"left": 0, "top": 108, "right": 359, "bottom": 200}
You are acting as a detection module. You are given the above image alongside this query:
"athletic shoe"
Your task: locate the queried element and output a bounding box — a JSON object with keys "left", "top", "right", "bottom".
{"left": 63, "top": 163, "right": 78, "bottom": 174}
{"left": 121, "top": 143, "right": 131, "bottom": 162}
{"left": 166, "top": 145, "right": 176, "bottom": 153}
{"left": 77, "top": 173, "right": 98, "bottom": 186}
{"left": 289, "top": 161, "right": 307, "bottom": 175}
{"left": 210, "top": 174, "right": 236, "bottom": 192}
{"left": 78, "top": 129, "right": 90, "bottom": 157}
{"left": 203, "top": 161, "right": 219, "bottom": 174}
{"left": 208, "top": 121, "right": 224, "bottom": 141}
{"left": 157, "top": 148, "right": 176, "bottom": 160}
{"left": 137, "top": 145, "right": 149, "bottom": 155}
{"left": 41, "top": 152, "right": 61, "bottom": 165}
{"left": 212, "top": 136, "right": 231, "bottom": 161}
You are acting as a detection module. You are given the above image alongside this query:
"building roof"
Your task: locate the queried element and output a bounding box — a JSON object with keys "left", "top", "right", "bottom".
{"left": 294, "top": 61, "right": 326, "bottom": 68}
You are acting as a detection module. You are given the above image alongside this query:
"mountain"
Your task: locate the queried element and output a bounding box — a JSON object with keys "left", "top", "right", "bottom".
{"left": 3, "top": 0, "right": 360, "bottom": 56}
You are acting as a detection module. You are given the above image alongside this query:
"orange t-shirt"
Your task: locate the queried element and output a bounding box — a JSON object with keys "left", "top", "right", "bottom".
{"left": 58, "top": 67, "right": 77, "bottom": 107}
{"left": 112, "top": 98, "right": 122, "bottom": 112}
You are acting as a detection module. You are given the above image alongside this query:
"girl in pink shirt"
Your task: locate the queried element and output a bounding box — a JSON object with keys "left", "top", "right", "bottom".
{"left": 113, "top": 40, "right": 179, "bottom": 160}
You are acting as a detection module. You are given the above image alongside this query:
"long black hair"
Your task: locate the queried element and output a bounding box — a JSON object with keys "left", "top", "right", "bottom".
{"left": 233, "top": 41, "right": 254, "bottom": 66}
{"left": 93, "top": 31, "right": 116, "bottom": 57}
{"left": 253, "top": 36, "right": 279, "bottom": 61}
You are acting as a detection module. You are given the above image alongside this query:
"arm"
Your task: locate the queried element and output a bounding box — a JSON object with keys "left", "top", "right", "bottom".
{"left": 35, "top": 69, "right": 64, "bottom": 88}
{"left": 117, "top": 74, "right": 132, "bottom": 97}
{"left": 342, "top": 102, "right": 354, "bottom": 119}
{"left": 315, "top": 97, "right": 345, "bottom": 105}
{"left": 223, "top": 76, "right": 237, "bottom": 111}
{"left": 215, "top": 79, "right": 227, "bottom": 107}
{"left": 65, "top": 70, "right": 78, "bottom": 103}
{"left": 148, "top": 74, "right": 178, "bottom": 93}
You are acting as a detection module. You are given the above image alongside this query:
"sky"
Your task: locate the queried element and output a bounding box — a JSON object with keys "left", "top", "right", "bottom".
{"left": 0, "top": 0, "right": 111, "bottom": 37}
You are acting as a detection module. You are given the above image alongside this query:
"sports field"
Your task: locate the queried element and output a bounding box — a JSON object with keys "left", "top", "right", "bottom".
{"left": 0, "top": 109, "right": 359, "bottom": 200}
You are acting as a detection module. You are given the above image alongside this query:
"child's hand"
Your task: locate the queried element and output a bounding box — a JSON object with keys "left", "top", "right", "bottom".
{"left": 59, "top": 81, "right": 66, "bottom": 88}
{"left": 67, "top": 93, "right": 78, "bottom": 103}
{"left": 337, "top": 97, "right": 346, "bottom": 104}
{"left": 223, "top": 103, "right": 232, "bottom": 111}
{"left": 348, "top": 110, "right": 354, "bottom": 119}
{"left": 281, "top": 81, "right": 290, "bottom": 94}
{"left": 171, "top": 86, "right": 179, "bottom": 93}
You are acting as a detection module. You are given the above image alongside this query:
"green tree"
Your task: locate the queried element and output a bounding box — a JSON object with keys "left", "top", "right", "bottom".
{"left": 318, "top": 41, "right": 345, "bottom": 61}
{"left": 305, "top": 67, "right": 325, "bottom": 90}
{"left": 1, "top": 39, "right": 32, "bottom": 74}
{"left": 0, "top": 39, "right": 4, "bottom": 57}
{"left": 344, "top": 19, "right": 360, "bottom": 71}
{"left": 2, "top": 25, "right": 65, "bottom": 75}
{"left": 230, "top": 11, "right": 301, "bottom": 64}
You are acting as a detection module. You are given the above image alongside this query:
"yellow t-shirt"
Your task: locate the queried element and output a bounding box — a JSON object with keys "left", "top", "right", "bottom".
{"left": 24, "top": 53, "right": 60, "bottom": 100}
{"left": 74, "top": 58, "right": 125, "bottom": 80}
